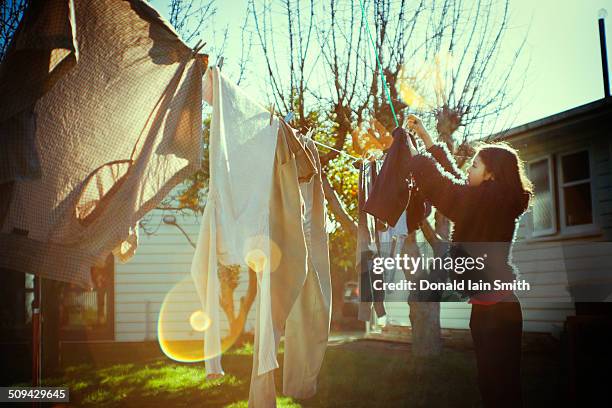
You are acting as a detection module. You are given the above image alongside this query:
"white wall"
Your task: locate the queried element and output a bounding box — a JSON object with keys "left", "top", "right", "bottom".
{"left": 114, "top": 206, "right": 256, "bottom": 342}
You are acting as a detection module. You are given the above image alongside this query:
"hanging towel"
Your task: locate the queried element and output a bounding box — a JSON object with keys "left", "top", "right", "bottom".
{"left": 0, "top": 0, "right": 205, "bottom": 288}
{"left": 191, "top": 66, "right": 279, "bottom": 377}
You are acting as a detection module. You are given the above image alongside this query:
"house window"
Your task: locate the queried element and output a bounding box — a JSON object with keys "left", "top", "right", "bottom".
{"left": 558, "top": 150, "right": 593, "bottom": 231}
{"left": 528, "top": 157, "right": 556, "bottom": 236}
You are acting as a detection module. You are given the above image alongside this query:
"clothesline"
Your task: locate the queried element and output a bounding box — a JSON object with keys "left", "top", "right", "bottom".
{"left": 310, "top": 139, "right": 361, "bottom": 162}
{"left": 357, "top": 0, "right": 399, "bottom": 128}
{"left": 288, "top": 119, "right": 362, "bottom": 163}
{"left": 287, "top": 114, "right": 423, "bottom": 166}
{"left": 307, "top": 130, "right": 422, "bottom": 165}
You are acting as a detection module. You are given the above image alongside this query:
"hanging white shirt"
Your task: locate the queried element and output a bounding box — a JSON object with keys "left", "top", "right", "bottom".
{"left": 191, "top": 67, "right": 279, "bottom": 376}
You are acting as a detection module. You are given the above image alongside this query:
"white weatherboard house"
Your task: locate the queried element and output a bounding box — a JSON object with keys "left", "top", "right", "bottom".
{"left": 113, "top": 198, "right": 257, "bottom": 343}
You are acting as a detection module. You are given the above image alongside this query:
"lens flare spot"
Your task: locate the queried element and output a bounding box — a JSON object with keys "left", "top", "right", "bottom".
{"left": 398, "top": 82, "right": 429, "bottom": 110}
{"left": 396, "top": 51, "right": 456, "bottom": 111}
{"left": 189, "top": 310, "right": 211, "bottom": 332}
{"left": 157, "top": 276, "right": 239, "bottom": 363}
{"left": 245, "top": 248, "right": 267, "bottom": 273}
{"left": 243, "top": 235, "right": 282, "bottom": 273}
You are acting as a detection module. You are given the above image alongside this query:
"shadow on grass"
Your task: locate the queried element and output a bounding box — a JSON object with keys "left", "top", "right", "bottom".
{"left": 35, "top": 344, "right": 257, "bottom": 407}
{"left": 13, "top": 337, "right": 565, "bottom": 407}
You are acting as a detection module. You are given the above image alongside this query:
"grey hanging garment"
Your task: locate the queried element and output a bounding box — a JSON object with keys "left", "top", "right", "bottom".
{"left": 0, "top": 0, "right": 206, "bottom": 288}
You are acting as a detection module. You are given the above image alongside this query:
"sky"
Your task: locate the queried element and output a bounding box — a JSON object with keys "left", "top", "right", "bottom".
{"left": 150, "top": 0, "right": 612, "bottom": 133}
{"left": 511, "top": 0, "right": 611, "bottom": 125}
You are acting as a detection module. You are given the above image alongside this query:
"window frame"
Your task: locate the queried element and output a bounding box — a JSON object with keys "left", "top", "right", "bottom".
{"left": 527, "top": 154, "right": 557, "bottom": 237}
{"left": 557, "top": 148, "right": 596, "bottom": 235}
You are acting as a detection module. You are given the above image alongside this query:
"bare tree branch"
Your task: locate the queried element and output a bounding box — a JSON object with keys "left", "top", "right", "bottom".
{"left": 321, "top": 172, "right": 358, "bottom": 237}
{"left": 168, "top": 0, "right": 216, "bottom": 43}
{"left": 0, "top": 0, "right": 29, "bottom": 62}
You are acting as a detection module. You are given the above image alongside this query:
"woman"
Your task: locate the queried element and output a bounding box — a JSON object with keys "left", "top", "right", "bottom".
{"left": 403, "top": 114, "right": 533, "bottom": 408}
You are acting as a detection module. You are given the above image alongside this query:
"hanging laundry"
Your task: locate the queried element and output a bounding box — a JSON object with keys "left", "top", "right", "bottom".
{"left": 363, "top": 127, "right": 432, "bottom": 235}
{"left": 193, "top": 67, "right": 331, "bottom": 405}
{"left": 377, "top": 211, "right": 408, "bottom": 298}
{"left": 298, "top": 136, "right": 332, "bottom": 319}
{"left": 357, "top": 160, "right": 386, "bottom": 322}
{"left": 249, "top": 127, "right": 332, "bottom": 407}
{"left": 379, "top": 210, "right": 408, "bottom": 243}
{"left": 191, "top": 66, "right": 280, "bottom": 378}
{"left": 283, "top": 136, "right": 331, "bottom": 400}
{"left": 0, "top": 0, "right": 77, "bottom": 185}
{"left": 364, "top": 127, "right": 410, "bottom": 224}
{"left": 0, "top": 0, "right": 206, "bottom": 288}
{"left": 268, "top": 120, "right": 317, "bottom": 330}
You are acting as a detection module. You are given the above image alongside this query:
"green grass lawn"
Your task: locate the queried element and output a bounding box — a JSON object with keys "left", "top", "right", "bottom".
{"left": 19, "top": 334, "right": 566, "bottom": 407}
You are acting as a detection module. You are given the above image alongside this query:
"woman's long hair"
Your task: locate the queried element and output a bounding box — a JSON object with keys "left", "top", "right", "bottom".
{"left": 475, "top": 141, "right": 533, "bottom": 213}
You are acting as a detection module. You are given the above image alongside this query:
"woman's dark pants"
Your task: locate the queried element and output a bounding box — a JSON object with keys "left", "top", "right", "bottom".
{"left": 470, "top": 297, "right": 523, "bottom": 408}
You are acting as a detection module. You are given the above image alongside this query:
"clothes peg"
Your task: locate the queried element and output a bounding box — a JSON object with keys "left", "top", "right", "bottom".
{"left": 191, "top": 40, "right": 202, "bottom": 56}
{"left": 284, "top": 112, "right": 294, "bottom": 123}
{"left": 192, "top": 40, "right": 206, "bottom": 55}
{"left": 217, "top": 56, "right": 224, "bottom": 70}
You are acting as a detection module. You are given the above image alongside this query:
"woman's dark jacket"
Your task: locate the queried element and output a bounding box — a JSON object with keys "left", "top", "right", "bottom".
{"left": 402, "top": 142, "right": 528, "bottom": 286}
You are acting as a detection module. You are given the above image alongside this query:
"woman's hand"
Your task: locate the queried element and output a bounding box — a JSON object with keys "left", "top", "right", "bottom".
{"left": 406, "top": 114, "right": 434, "bottom": 149}
{"left": 405, "top": 130, "right": 418, "bottom": 156}
{"left": 393, "top": 126, "right": 418, "bottom": 156}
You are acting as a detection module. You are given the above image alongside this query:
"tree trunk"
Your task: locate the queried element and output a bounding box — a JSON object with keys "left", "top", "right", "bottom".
{"left": 405, "top": 232, "right": 442, "bottom": 356}
{"left": 409, "top": 301, "right": 442, "bottom": 357}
